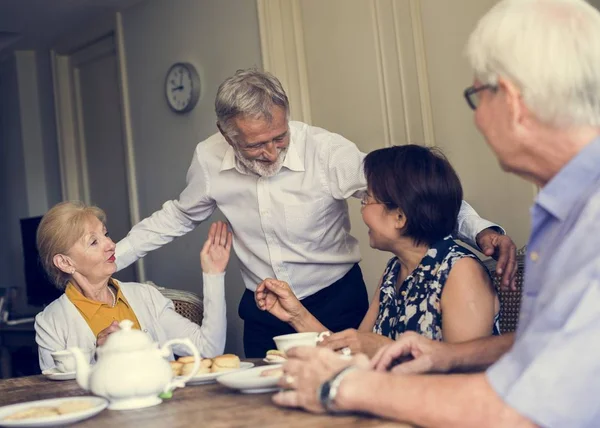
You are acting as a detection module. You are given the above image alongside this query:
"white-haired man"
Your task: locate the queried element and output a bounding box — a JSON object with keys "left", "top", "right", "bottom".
{"left": 116, "top": 69, "right": 516, "bottom": 357}
{"left": 274, "top": 0, "right": 600, "bottom": 426}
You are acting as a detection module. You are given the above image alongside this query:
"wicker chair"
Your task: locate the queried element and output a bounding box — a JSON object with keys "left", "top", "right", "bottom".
{"left": 146, "top": 281, "right": 204, "bottom": 326}
{"left": 482, "top": 247, "right": 526, "bottom": 334}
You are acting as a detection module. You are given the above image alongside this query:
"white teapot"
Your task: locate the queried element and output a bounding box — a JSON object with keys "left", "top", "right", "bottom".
{"left": 69, "top": 319, "right": 200, "bottom": 410}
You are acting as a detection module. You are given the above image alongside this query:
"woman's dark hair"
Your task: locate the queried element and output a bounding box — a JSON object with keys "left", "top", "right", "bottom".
{"left": 363, "top": 144, "right": 463, "bottom": 246}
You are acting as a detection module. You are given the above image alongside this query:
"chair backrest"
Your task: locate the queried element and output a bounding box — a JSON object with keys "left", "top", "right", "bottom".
{"left": 482, "top": 248, "right": 526, "bottom": 334}
{"left": 145, "top": 281, "right": 204, "bottom": 326}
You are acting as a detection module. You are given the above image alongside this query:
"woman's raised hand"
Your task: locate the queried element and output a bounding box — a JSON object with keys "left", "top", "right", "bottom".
{"left": 200, "top": 221, "right": 233, "bottom": 274}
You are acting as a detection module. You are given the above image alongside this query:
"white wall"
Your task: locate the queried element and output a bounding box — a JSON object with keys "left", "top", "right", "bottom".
{"left": 120, "top": 0, "right": 263, "bottom": 357}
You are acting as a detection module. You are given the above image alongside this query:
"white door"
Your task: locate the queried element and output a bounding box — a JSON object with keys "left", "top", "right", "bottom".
{"left": 67, "top": 35, "right": 136, "bottom": 283}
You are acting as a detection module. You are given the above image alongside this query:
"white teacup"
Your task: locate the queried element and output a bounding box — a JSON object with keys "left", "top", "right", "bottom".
{"left": 51, "top": 349, "right": 92, "bottom": 373}
{"left": 273, "top": 331, "right": 331, "bottom": 354}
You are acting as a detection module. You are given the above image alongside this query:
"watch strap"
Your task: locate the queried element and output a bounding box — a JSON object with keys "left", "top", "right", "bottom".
{"left": 318, "top": 365, "right": 357, "bottom": 413}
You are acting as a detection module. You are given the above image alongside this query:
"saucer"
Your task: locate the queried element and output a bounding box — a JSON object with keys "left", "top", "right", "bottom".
{"left": 41, "top": 368, "right": 76, "bottom": 381}
{"left": 262, "top": 358, "right": 286, "bottom": 365}
{"left": 217, "top": 365, "right": 283, "bottom": 394}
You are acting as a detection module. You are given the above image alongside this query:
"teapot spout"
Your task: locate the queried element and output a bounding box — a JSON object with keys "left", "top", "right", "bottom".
{"left": 68, "top": 347, "right": 91, "bottom": 391}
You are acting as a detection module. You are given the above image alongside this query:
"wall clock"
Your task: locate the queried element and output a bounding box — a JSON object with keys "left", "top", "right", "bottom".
{"left": 165, "top": 62, "right": 200, "bottom": 113}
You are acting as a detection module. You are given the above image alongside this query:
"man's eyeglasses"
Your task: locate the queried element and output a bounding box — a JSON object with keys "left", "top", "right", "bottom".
{"left": 463, "top": 84, "right": 498, "bottom": 110}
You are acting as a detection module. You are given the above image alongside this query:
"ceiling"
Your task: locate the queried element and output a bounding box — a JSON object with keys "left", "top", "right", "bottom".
{"left": 0, "top": 0, "right": 142, "bottom": 54}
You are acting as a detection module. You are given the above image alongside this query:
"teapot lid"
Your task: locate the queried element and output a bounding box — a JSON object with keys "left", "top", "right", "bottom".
{"left": 100, "top": 319, "right": 155, "bottom": 353}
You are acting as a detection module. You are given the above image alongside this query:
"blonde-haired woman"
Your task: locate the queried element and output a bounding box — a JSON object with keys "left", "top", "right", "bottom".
{"left": 34, "top": 201, "right": 231, "bottom": 371}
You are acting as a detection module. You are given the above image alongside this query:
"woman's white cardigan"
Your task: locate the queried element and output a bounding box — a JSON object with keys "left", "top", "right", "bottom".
{"left": 34, "top": 274, "right": 226, "bottom": 371}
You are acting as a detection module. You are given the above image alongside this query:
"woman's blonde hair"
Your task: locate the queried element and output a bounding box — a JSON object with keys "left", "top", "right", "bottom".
{"left": 37, "top": 201, "right": 106, "bottom": 290}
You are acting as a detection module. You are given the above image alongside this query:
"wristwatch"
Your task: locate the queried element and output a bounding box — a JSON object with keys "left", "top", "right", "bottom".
{"left": 318, "top": 365, "right": 357, "bottom": 413}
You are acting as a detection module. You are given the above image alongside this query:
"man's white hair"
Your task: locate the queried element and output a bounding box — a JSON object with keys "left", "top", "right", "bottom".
{"left": 466, "top": 0, "right": 600, "bottom": 128}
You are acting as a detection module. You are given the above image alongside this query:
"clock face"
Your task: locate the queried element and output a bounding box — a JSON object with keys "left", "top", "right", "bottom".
{"left": 165, "top": 63, "right": 200, "bottom": 113}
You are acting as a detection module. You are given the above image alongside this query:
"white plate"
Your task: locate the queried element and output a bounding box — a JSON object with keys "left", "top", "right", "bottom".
{"left": 217, "top": 365, "right": 283, "bottom": 394}
{"left": 181, "top": 361, "right": 255, "bottom": 385}
{"left": 41, "top": 368, "right": 76, "bottom": 381}
{"left": 262, "top": 358, "right": 287, "bottom": 365}
{"left": 0, "top": 396, "right": 108, "bottom": 427}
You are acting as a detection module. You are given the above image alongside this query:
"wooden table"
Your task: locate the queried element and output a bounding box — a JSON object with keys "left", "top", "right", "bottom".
{"left": 0, "top": 360, "right": 410, "bottom": 427}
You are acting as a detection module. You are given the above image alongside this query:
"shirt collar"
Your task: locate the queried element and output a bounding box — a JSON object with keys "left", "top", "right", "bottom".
{"left": 65, "top": 278, "right": 129, "bottom": 318}
{"left": 219, "top": 126, "right": 305, "bottom": 174}
{"left": 536, "top": 136, "right": 600, "bottom": 221}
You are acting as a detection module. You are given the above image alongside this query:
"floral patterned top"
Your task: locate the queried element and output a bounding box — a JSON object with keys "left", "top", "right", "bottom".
{"left": 373, "top": 236, "right": 501, "bottom": 340}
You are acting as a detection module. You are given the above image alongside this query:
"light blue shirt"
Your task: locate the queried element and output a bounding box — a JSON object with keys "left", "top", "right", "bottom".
{"left": 487, "top": 136, "right": 600, "bottom": 427}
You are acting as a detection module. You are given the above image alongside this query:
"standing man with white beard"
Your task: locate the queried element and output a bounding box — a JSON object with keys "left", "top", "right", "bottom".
{"left": 115, "top": 69, "right": 516, "bottom": 357}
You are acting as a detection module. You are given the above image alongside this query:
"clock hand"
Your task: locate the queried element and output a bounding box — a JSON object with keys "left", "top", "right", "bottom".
{"left": 172, "top": 85, "right": 184, "bottom": 92}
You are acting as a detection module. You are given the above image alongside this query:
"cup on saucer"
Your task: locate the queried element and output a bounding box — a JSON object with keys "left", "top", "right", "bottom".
{"left": 51, "top": 349, "right": 92, "bottom": 373}
{"left": 272, "top": 331, "right": 331, "bottom": 354}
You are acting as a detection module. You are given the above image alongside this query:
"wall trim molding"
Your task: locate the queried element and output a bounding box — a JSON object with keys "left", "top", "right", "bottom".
{"left": 256, "top": 0, "right": 312, "bottom": 123}
{"left": 115, "top": 12, "right": 145, "bottom": 283}
{"left": 51, "top": 51, "right": 82, "bottom": 202}
{"left": 391, "top": 0, "right": 412, "bottom": 146}
{"left": 408, "top": 0, "right": 436, "bottom": 146}
{"left": 371, "top": 0, "right": 393, "bottom": 148}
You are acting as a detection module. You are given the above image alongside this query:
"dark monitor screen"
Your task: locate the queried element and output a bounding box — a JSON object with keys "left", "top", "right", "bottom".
{"left": 20, "top": 216, "right": 62, "bottom": 307}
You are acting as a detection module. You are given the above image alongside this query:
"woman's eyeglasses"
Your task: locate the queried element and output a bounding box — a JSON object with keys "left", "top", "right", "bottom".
{"left": 360, "top": 193, "right": 392, "bottom": 207}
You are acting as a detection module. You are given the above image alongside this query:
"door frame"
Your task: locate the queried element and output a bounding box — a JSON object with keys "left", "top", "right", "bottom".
{"left": 51, "top": 12, "right": 146, "bottom": 282}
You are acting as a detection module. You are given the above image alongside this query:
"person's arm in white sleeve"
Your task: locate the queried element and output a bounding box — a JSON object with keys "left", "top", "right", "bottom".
{"left": 152, "top": 274, "right": 227, "bottom": 357}
{"left": 153, "top": 221, "right": 232, "bottom": 356}
{"left": 456, "top": 200, "right": 505, "bottom": 248}
{"left": 318, "top": 130, "right": 367, "bottom": 200}
{"left": 115, "top": 146, "right": 217, "bottom": 270}
{"left": 34, "top": 311, "right": 64, "bottom": 371}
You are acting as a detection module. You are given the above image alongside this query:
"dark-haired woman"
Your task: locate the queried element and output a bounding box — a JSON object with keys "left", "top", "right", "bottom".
{"left": 255, "top": 144, "right": 500, "bottom": 357}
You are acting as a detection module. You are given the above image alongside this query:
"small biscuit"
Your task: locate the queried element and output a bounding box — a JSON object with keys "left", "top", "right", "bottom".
{"left": 200, "top": 358, "right": 213, "bottom": 369}
{"left": 169, "top": 361, "right": 183, "bottom": 377}
{"left": 196, "top": 366, "right": 211, "bottom": 375}
{"left": 4, "top": 406, "right": 59, "bottom": 420}
{"left": 57, "top": 400, "right": 95, "bottom": 415}
{"left": 260, "top": 367, "right": 283, "bottom": 378}
{"left": 177, "top": 356, "right": 196, "bottom": 364}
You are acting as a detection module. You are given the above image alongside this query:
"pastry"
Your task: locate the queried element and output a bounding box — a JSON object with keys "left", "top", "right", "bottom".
{"left": 169, "top": 361, "right": 183, "bottom": 377}
{"left": 210, "top": 354, "right": 240, "bottom": 373}
{"left": 178, "top": 356, "right": 213, "bottom": 376}
{"left": 260, "top": 367, "right": 283, "bottom": 378}
{"left": 265, "top": 349, "right": 287, "bottom": 363}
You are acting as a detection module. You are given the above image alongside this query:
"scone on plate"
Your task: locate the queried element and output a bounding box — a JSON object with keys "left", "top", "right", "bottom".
{"left": 265, "top": 349, "right": 287, "bottom": 363}
{"left": 4, "top": 406, "right": 59, "bottom": 420}
{"left": 169, "top": 361, "right": 183, "bottom": 377}
{"left": 210, "top": 354, "right": 240, "bottom": 373}
{"left": 177, "top": 356, "right": 195, "bottom": 364}
{"left": 178, "top": 356, "right": 213, "bottom": 376}
{"left": 260, "top": 367, "right": 283, "bottom": 378}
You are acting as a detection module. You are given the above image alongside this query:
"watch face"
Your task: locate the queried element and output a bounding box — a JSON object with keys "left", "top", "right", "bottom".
{"left": 165, "top": 63, "right": 199, "bottom": 113}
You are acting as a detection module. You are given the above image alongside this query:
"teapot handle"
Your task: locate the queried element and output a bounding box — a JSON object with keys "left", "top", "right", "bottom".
{"left": 160, "top": 338, "right": 201, "bottom": 393}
